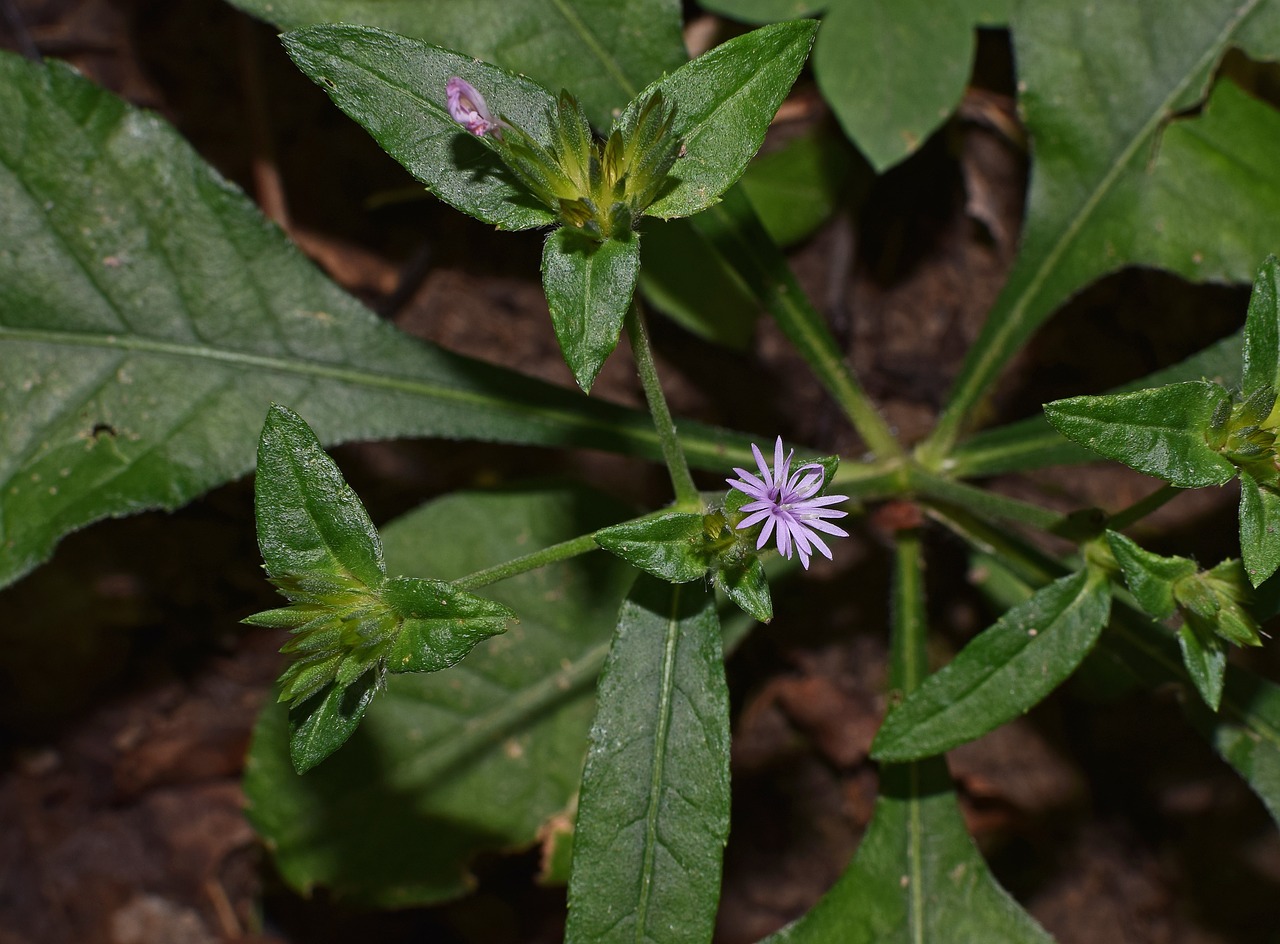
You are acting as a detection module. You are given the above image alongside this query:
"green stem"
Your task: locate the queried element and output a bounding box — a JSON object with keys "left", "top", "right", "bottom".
{"left": 626, "top": 300, "right": 700, "bottom": 508}
{"left": 829, "top": 459, "right": 909, "bottom": 498}
{"left": 925, "top": 502, "right": 1064, "bottom": 587}
{"left": 454, "top": 533, "right": 599, "bottom": 591}
{"left": 908, "top": 466, "right": 1064, "bottom": 531}
{"left": 1106, "top": 484, "right": 1181, "bottom": 532}
{"left": 890, "top": 528, "right": 928, "bottom": 695}
{"left": 694, "top": 188, "right": 903, "bottom": 460}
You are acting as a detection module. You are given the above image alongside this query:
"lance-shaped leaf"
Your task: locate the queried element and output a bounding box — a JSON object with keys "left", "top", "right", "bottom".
{"left": 926, "top": 0, "right": 1280, "bottom": 459}
{"left": 1243, "top": 255, "right": 1280, "bottom": 396}
{"left": 542, "top": 229, "right": 641, "bottom": 391}
{"left": 254, "top": 405, "right": 385, "bottom": 591}
{"left": 1178, "top": 619, "right": 1228, "bottom": 712}
{"left": 282, "top": 25, "right": 558, "bottom": 230}
{"left": 1043, "top": 382, "right": 1237, "bottom": 488}
{"left": 620, "top": 19, "right": 819, "bottom": 220}
{"left": 250, "top": 406, "right": 513, "bottom": 772}
{"left": 595, "top": 511, "right": 711, "bottom": 583}
{"left": 597, "top": 507, "right": 776, "bottom": 618}
{"left": 1239, "top": 471, "right": 1280, "bottom": 586}
{"left": 565, "top": 576, "right": 730, "bottom": 944}
{"left": 230, "top": 0, "right": 686, "bottom": 129}
{"left": 286, "top": 674, "right": 381, "bottom": 775}
{"left": 872, "top": 570, "right": 1111, "bottom": 762}
{"left": 0, "top": 52, "right": 760, "bottom": 592}
{"left": 762, "top": 759, "right": 1052, "bottom": 944}
{"left": 244, "top": 487, "right": 638, "bottom": 906}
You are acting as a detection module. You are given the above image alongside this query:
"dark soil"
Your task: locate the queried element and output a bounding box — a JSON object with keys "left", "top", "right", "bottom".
{"left": 2, "top": 2, "right": 1279, "bottom": 943}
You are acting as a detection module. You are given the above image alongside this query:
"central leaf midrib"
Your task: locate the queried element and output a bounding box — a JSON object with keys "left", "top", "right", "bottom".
{"left": 0, "top": 321, "right": 639, "bottom": 432}
{"left": 635, "top": 583, "right": 684, "bottom": 941}
{"left": 548, "top": 0, "right": 635, "bottom": 99}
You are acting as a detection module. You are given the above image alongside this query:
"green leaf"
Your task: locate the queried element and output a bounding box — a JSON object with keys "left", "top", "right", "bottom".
{"left": 594, "top": 512, "right": 711, "bottom": 583}
{"left": 1243, "top": 255, "right": 1280, "bottom": 396}
{"left": 951, "top": 327, "right": 1246, "bottom": 477}
{"left": 1178, "top": 620, "right": 1227, "bottom": 712}
{"left": 1105, "top": 530, "right": 1197, "bottom": 620}
{"left": 288, "top": 673, "right": 380, "bottom": 774}
{"left": 638, "top": 217, "right": 758, "bottom": 348}
{"left": 382, "top": 576, "right": 516, "bottom": 673}
{"left": 704, "top": 0, "right": 1010, "bottom": 171}
{"left": 542, "top": 229, "right": 641, "bottom": 391}
{"left": 872, "top": 570, "right": 1111, "bottom": 762}
{"left": 623, "top": 20, "right": 819, "bottom": 220}
{"left": 244, "top": 486, "right": 636, "bottom": 906}
{"left": 255, "top": 405, "right": 384, "bottom": 590}
{"left": 762, "top": 759, "right": 1052, "bottom": 944}
{"left": 565, "top": 576, "right": 730, "bottom": 944}
{"left": 927, "top": 0, "right": 1280, "bottom": 461}
{"left": 230, "top": 0, "right": 686, "bottom": 128}
{"left": 811, "top": 0, "right": 990, "bottom": 172}
{"left": 1239, "top": 471, "right": 1280, "bottom": 586}
{"left": 282, "top": 25, "right": 558, "bottom": 230}
{"left": 0, "top": 52, "right": 761, "bottom": 591}
{"left": 716, "top": 557, "right": 773, "bottom": 623}
{"left": 1043, "top": 382, "right": 1237, "bottom": 488}
{"left": 778, "top": 529, "right": 1036, "bottom": 944}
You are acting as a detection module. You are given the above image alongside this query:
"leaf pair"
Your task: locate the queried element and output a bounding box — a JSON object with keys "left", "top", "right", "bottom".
{"left": 247, "top": 405, "right": 514, "bottom": 772}
{"left": 1045, "top": 256, "right": 1280, "bottom": 587}
{"left": 283, "top": 20, "right": 819, "bottom": 389}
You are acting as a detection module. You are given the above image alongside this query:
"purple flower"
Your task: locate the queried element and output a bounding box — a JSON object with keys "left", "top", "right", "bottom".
{"left": 727, "top": 437, "right": 849, "bottom": 569}
{"left": 446, "top": 76, "right": 496, "bottom": 137}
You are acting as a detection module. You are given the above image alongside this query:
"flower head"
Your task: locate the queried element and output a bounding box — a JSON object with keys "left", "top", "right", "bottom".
{"left": 727, "top": 437, "right": 849, "bottom": 569}
{"left": 446, "top": 76, "right": 497, "bottom": 137}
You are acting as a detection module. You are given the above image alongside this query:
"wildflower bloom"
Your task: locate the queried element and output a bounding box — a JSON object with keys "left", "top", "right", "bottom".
{"left": 446, "top": 76, "right": 497, "bottom": 137}
{"left": 727, "top": 437, "right": 850, "bottom": 569}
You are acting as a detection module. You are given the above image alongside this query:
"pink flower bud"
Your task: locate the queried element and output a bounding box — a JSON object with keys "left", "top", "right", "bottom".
{"left": 446, "top": 76, "right": 496, "bottom": 137}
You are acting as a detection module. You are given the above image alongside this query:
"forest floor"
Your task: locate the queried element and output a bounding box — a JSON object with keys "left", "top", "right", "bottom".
{"left": 2, "top": 1, "right": 1280, "bottom": 942}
